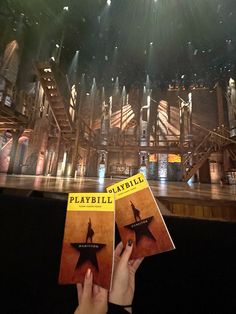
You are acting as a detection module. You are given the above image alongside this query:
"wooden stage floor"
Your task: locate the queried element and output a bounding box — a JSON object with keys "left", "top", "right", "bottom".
{"left": 0, "top": 174, "right": 235, "bottom": 200}
{"left": 0, "top": 174, "right": 236, "bottom": 220}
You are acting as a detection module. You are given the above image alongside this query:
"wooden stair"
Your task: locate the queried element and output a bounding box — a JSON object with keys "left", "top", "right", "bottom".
{"left": 35, "top": 60, "right": 97, "bottom": 149}
{"left": 183, "top": 146, "right": 214, "bottom": 181}
{"left": 227, "top": 147, "right": 236, "bottom": 161}
{"left": 182, "top": 132, "right": 214, "bottom": 181}
{"left": 182, "top": 125, "right": 236, "bottom": 181}
{"left": 35, "top": 61, "right": 74, "bottom": 135}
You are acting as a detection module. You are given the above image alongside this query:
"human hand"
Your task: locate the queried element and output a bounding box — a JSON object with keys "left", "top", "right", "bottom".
{"left": 109, "top": 241, "right": 144, "bottom": 313}
{"left": 74, "top": 268, "right": 108, "bottom": 314}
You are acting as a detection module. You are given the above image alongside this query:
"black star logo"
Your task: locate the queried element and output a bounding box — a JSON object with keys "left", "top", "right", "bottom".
{"left": 71, "top": 243, "right": 106, "bottom": 272}
{"left": 124, "top": 216, "right": 156, "bottom": 245}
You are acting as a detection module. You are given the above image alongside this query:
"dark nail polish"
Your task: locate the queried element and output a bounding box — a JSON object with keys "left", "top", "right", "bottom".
{"left": 128, "top": 239, "right": 133, "bottom": 246}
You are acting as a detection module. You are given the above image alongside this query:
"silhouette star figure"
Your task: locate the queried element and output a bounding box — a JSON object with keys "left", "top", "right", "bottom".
{"left": 86, "top": 218, "right": 94, "bottom": 243}
{"left": 71, "top": 218, "right": 105, "bottom": 272}
{"left": 130, "top": 201, "right": 141, "bottom": 222}
{"left": 71, "top": 242, "right": 105, "bottom": 271}
{"left": 125, "top": 216, "right": 156, "bottom": 245}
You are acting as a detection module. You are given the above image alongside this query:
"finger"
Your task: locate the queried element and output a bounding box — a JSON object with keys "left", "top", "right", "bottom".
{"left": 82, "top": 268, "right": 93, "bottom": 299}
{"left": 131, "top": 257, "right": 144, "bottom": 272}
{"left": 76, "top": 283, "right": 83, "bottom": 302}
{"left": 99, "top": 287, "right": 108, "bottom": 299}
{"left": 120, "top": 239, "right": 133, "bottom": 263}
{"left": 114, "top": 242, "right": 124, "bottom": 257}
{"left": 93, "top": 284, "right": 108, "bottom": 298}
{"left": 93, "top": 284, "right": 99, "bottom": 296}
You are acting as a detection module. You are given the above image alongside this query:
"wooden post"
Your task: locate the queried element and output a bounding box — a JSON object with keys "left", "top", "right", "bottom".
{"left": 70, "top": 121, "right": 80, "bottom": 177}
{"left": 51, "top": 131, "right": 61, "bottom": 176}
{"left": 7, "top": 128, "right": 24, "bottom": 174}
{"left": 216, "top": 82, "right": 225, "bottom": 126}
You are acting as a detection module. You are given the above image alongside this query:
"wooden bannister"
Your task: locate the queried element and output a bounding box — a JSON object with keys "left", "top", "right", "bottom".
{"left": 35, "top": 60, "right": 97, "bottom": 149}
{"left": 182, "top": 124, "right": 236, "bottom": 181}
{"left": 35, "top": 61, "right": 74, "bottom": 134}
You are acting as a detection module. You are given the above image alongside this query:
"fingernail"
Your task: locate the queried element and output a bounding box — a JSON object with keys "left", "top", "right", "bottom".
{"left": 86, "top": 268, "right": 92, "bottom": 279}
{"left": 128, "top": 239, "right": 133, "bottom": 246}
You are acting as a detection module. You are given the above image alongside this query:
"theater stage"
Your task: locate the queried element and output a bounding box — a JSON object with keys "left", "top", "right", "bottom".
{"left": 0, "top": 174, "right": 236, "bottom": 221}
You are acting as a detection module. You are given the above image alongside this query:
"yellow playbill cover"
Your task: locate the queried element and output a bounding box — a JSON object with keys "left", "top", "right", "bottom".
{"left": 106, "top": 173, "right": 175, "bottom": 259}
{"left": 58, "top": 193, "right": 115, "bottom": 290}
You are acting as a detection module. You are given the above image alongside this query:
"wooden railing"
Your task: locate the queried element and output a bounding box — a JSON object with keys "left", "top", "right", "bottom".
{"left": 182, "top": 124, "right": 236, "bottom": 181}
{"left": 0, "top": 76, "right": 35, "bottom": 129}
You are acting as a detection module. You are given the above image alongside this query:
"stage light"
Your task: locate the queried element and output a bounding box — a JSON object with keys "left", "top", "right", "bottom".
{"left": 56, "top": 44, "right": 59, "bottom": 48}
{"left": 63, "top": 6, "right": 69, "bottom": 11}
{"left": 107, "top": 0, "right": 111, "bottom": 6}
{"left": 150, "top": 42, "right": 153, "bottom": 46}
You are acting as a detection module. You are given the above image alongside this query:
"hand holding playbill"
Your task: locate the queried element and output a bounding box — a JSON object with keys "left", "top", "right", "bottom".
{"left": 59, "top": 193, "right": 115, "bottom": 290}
{"left": 106, "top": 173, "right": 175, "bottom": 259}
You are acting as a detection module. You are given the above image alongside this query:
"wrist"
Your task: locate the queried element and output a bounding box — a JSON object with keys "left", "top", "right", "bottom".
{"left": 109, "top": 291, "right": 130, "bottom": 306}
{"left": 108, "top": 302, "right": 132, "bottom": 313}
{"left": 74, "top": 308, "right": 80, "bottom": 314}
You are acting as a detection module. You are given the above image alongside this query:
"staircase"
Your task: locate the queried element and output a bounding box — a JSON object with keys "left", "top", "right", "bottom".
{"left": 182, "top": 125, "right": 236, "bottom": 182}
{"left": 182, "top": 132, "right": 214, "bottom": 181}
{"left": 227, "top": 146, "right": 236, "bottom": 162}
{"left": 35, "top": 61, "right": 74, "bottom": 135}
{"left": 35, "top": 60, "right": 97, "bottom": 148}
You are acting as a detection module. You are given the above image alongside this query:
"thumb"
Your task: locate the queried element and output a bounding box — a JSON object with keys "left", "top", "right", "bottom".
{"left": 82, "top": 268, "right": 93, "bottom": 299}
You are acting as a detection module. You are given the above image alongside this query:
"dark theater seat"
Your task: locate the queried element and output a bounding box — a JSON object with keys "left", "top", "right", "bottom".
{"left": 0, "top": 192, "right": 235, "bottom": 314}
{"left": 134, "top": 216, "right": 236, "bottom": 314}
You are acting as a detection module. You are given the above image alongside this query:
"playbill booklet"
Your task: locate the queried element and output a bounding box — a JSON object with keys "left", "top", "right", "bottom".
{"left": 59, "top": 193, "right": 115, "bottom": 290}
{"left": 107, "top": 173, "right": 175, "bottom": 259}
